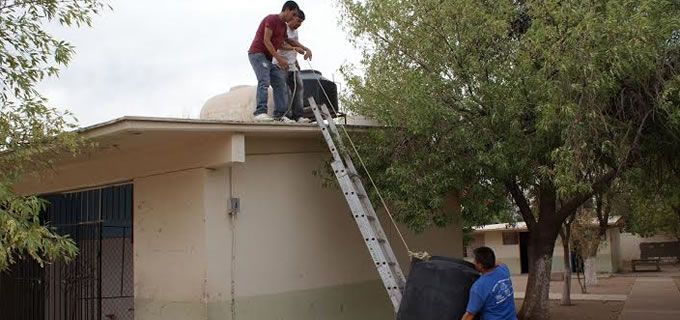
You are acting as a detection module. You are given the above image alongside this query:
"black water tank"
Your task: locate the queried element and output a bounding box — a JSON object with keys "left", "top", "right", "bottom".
{"left": 397, "top": 256, "right": 480, "bottom": 320}
{"left": 300, "top": 69, "right": 339, "bottom": 118}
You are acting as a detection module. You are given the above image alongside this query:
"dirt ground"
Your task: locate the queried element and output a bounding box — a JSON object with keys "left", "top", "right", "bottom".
{"left": 510, "top": 266, "right": 680, "bottom": 319}
{"left": 515, "top": 299, "right": 625, "bottom": 320}
{"left": 511, "top": 275, "right": 632, "bottom": 319}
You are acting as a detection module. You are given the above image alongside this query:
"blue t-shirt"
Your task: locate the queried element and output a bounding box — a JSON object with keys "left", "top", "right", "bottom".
{"left": 466, "top": 264, "right": 517, "bottom": 320}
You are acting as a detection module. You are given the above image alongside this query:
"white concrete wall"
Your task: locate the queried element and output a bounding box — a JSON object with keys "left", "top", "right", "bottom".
{"left": 13, "top": 133, "right": 242, "bottom": 195}
{"left": 554, "top": 229, "right": 617, "bottom": 273}
{"left": 476, "top": 232, "right": 522, "bottom": 274}
{"left": 16, "top": 132, "right": 464, "bottom": 320}
{"left": 619, "top": 232, "right": 677, "bottom": 269}
{"left": 231, "top": 137, "right": 463, "bottom": 301}
{"left": 610, "top": 228, "right": 622, "bottom": 272}
{"left": 134, "top": 168, "right": 211, "bottom": 319}
{"left": 204, "top": 167, "right": 233, "bottom": 318}
{"left": 474, "top": 228, "right": 619, "bottom": 275}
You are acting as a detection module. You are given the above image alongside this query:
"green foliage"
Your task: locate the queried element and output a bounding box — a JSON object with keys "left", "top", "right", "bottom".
{"left": 0, "top": 184, "right": 78, "bottom": 270}
{"left": 570, "top": 209, "right": 603, "bottom": 259}
{"left": 339, "top": 1, "right": 679, "bottom": 318}
{"left": 617, "top": 62, "right": 680, "bottom": 238}
{"left": 348, "top": 130, "right": 515, "bottom": 232}
{"left": 0, "top": 0, "right": 109, "bottom": 271}
{"left": 623, "top": 167, "right": 680, "bottom": 239}
{"left": 338, "top": 0, "right": 680, "bottom": 231}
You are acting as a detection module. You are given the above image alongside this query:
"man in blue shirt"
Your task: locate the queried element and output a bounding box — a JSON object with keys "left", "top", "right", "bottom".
{"left": 462, "top": 247, "right": 517, "bottom": 320}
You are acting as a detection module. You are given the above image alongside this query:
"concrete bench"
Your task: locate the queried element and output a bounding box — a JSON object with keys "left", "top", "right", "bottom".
{"left": 631, "top": 258, "right": 661, "bottom": 272}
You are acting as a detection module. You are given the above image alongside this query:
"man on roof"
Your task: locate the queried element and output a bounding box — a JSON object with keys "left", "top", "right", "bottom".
{"left": 273, "top": 9, "right": 313, "bottom": 124}
{"left": 248, "top": 1, "right": 303, "bottom": 123}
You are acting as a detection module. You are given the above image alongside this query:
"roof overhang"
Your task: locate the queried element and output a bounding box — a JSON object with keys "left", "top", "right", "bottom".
{"left": 78, "top": 116, "right": 364, "bottom": 139}
{"left": 34, "top": 116, "right": 378, "bottom": 169}
{"left": 472, "top": 216, "right": 624, "bottom": 234}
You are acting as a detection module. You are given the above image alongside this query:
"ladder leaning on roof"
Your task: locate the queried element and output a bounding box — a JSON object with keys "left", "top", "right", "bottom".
{"left": 308, "top": 97, "right": 406, "bottom": 312}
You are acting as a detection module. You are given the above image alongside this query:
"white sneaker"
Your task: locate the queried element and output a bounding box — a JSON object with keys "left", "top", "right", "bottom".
{"left": 278, "top": 116, "right": 296, "bottom": 123}
{"left": 296, "top": 117, "right": 312, "bottom": 124}
{"left": 254, "top": 113, "right": 274, "bottom": 121}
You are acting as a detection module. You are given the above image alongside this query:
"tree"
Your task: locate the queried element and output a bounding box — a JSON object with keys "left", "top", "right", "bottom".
{"left": 570, "top": 207, "right": 603, "bottom": 288}
{"left": 338, "top": 0, "right": 680, "bottom": 319}
{"left": 567, "top": 186, "right": 618, "bottom": 288}
{"left": 0, "top": 0, "right": 109, "bottom": 271}
{"left": 558, "top": 214, "right": 575, "bottom": 306}
{"left": 623, "top": 168, "right": 680, "bottom": 240}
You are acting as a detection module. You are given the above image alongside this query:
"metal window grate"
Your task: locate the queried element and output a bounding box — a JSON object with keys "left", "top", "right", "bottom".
{"left": 0, "top": 184, "right": 134, "bottom": 320}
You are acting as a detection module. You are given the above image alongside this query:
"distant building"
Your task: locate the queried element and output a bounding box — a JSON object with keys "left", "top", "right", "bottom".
{"left": 465, "top": 217, "right": 624, "bottom": 275}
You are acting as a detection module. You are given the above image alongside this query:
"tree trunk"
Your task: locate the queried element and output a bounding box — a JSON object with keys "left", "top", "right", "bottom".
{"left": 584, "top": 256, "right": 598, "bottom": 286}
{"left": 674, "top": 206, "right": 680, "bottom": 241}
{"left": 518, "top": 224, "right": 560, "bottom": 320}
{"left": 560, "top": 232, "right": 572, "bottom": 306}
{"left": 576, "top": 260, "right": 587, "bottom": 294}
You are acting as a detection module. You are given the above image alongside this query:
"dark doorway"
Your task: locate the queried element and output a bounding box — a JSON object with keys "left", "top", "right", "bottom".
{"left": 0, "top": 184, "right": 133, "bottom": 320}
{"left": 519, "top": 232, "right": 530, "bottom": 274}
{"left": 571, "top": 252, "right": 584, "bottom": 273}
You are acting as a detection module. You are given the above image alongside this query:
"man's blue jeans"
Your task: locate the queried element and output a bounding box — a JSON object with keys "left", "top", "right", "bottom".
{"left": 286, "top": 70, "right": 305, "bottom": 120}
{"left": 248, "top": 53, "right": 288, "bottom": 117}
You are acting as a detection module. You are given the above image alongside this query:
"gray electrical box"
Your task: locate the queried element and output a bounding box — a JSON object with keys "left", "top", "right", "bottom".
{"left": 229, "top": 197, "right": 240, "bottom": 215}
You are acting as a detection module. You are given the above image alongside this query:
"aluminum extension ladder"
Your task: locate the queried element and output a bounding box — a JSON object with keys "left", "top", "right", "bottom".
{"left": 308, "top": 98, "right": 406, "bottom": 312}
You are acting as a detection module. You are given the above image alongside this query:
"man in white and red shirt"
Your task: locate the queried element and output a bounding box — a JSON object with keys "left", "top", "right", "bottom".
{"left": 248, "top": 1, "right": 300, "bottom": 122}
{"left": 274, "top": 9, "right": 313, "bottom": 123}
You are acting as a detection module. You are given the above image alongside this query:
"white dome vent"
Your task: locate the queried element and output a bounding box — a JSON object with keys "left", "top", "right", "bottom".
{"left": 200, "top": 85, "right": 274, "bottom": 121}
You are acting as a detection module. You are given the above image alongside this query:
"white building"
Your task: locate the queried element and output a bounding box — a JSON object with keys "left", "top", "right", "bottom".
{"left": 465, "top": 217, "right": 624, "bottom": 275}
{"left": 4, "top": 87, "right": 464, "bottom": 320}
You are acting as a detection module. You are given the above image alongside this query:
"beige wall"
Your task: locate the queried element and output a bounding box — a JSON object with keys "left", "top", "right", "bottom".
{"left": 228, "top": 137, "right": 463, "bottom": 318}
{"left": 16, "top": 133, "right": 464, "bottom": 320}
{"left": 204, "top": 167, "right": 233, "bottom": 318}
{"left": 394, "top": 193, "right": 464, "bottom": 265}
{"left": 473, "top": 228, "right": 619, "bottom": 275}
{"left": 134, "top": 168, "right": 210, "bottom": 319}
{"left": 474, "top": 231, "right": 523, "bottom": 274}
{"left": 111, "top": 165, "right": 234, "bottom": 320}
{"left": 619, "top": 232, "right": 677, "bottom": 269}
{"left": 232, "top": 151, "right": 377, "bottom": 297}
{"left": 610, "top": 229, "right": 622, "bottom": 272}
{"left": 13, "top": 132, "right": 243, "bottom": 195}
{"left": 554, "top": 229, "right": 618, "bottom": 273}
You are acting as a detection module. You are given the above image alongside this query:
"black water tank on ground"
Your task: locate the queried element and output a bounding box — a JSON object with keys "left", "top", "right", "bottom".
{"left": 300, "top": 69, "right": 339, "bottom": 118}
{"left": 397, "top": 256, "right": 480, "bottom": 320}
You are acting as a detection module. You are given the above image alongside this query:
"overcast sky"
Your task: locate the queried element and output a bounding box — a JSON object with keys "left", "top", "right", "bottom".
{"left": 38, "top": 0, "right": 361, "bottom": 126}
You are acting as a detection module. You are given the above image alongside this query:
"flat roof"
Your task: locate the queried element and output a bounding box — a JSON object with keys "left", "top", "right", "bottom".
{"left": 78, "top": 116, "right": 379, "bottom": 139}
{"left": 472, "top": 216, "right": 623, "bottom": 233}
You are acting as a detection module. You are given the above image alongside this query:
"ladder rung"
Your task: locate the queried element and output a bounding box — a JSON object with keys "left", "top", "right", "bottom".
{"left": 365, "top": 237, "right": 387, "bottom": 243}
{"left": 374, "top": 261, "right": 398, "bottom": 267}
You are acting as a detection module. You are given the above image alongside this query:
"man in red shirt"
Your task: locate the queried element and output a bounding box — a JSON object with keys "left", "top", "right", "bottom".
{"left": 248, "top": 1, "right": 301, "bottom": 122}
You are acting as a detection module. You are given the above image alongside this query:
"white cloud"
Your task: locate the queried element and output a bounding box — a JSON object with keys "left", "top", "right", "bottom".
{"left": 38, "top": 0, "right": 361, "bottom": 126}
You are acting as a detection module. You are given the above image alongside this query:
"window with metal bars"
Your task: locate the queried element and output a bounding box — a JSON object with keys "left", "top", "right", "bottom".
{"left": 0, "top": 184, "right": 134, "bottom": 320}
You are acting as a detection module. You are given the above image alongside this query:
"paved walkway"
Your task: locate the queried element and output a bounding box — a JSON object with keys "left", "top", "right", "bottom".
{"left": 514, "top": 291, "right": 627, "bottom": 301}
{"left": 618, "top": 277, "right": 680, "bottom": 320}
